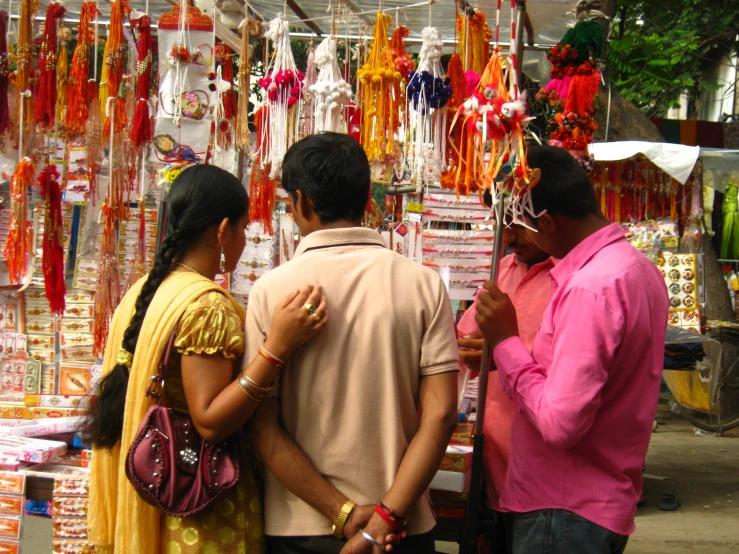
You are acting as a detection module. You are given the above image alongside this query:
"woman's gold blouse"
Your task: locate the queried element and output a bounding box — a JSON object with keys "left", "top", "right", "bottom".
{"left": 174, "top": 290, "right": 244, "bottom": 359}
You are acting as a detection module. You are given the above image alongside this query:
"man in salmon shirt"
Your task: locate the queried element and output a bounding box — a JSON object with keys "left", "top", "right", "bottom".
{"left": 476, "top": 146, "right": 669, "bottom": 554}
{"left": 457, "top": 194, "right": 554, "bottom": 554}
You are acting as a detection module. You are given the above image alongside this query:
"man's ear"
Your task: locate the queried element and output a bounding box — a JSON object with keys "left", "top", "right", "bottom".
{"left": 295, "top": 190, "right": 314, "bottom": 220}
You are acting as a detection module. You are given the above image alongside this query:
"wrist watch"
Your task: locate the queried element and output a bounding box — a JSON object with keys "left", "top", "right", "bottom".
{"left": 331, "top": 500, "right": 357, "bottom": 539}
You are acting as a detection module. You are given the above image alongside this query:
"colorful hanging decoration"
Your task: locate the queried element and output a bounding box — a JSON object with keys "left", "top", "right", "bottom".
{"left": 258, "top": 15, "right": 305, "bottom": 177}
{"left": 102, "top": 0, "right": 129, "bottom": 137}
{"left": 37, "top": 164, "right": 66, "bottom": 314}
{"left": 440, "top": 52, "right": 468, "bottom": 190}
{"left": 357, "top": 12, "right": 402, "bottom": 173}
{"left": 16, "top": 0, "right": 36, "bottom": 135}
{"left": 537, "top": 19, "right": 603, "bottom": 155}
{"left": 301, "top": 41, "right": 317, "bottom": 138}
{"left": 249, "top": 106, "right": 276, "bottom": 234}
{"left": 3, "top": 158, "right": 35, "bottom": 284}
{"left": 721, "top": 180, "right": 739, "bottom": 260}
{"left": 457, "top": 10, "right": 491, "bottom": 74}
{"left": 216, "top": 45, "right": 237, "bottom": 121}
{"left": 236, "top": 17, "right": 260, "bottom": 152}
{"left": 93, "top": 204, "right": 122, "bottom": 356}
{"left": 34, "top": 1, "right": 66, "bottom": 130}
{"left": 65, "top": 1, "right": 99, "bottom": 137}
{"left": 389, "top": 26, "right": 415, "bottom": 81}
{"left": 131, "top": 14, "right": 154, "bottom": 149}
{"left": 309, "top": 37, "right": 352, "bottom": 134}
{"left": 405, "top": 27, "right": 452, "bottom": 189}
{"left": 0, "top": 12, "right": 10, "bottom": 137}
{"left": 55, "top": 26, "right": 71, "bottom": 130}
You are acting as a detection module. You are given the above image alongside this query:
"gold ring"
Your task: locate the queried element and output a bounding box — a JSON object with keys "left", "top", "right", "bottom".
{"left": 313, "top": 313, "right": 321, "bottom": 322}
{"left": 304, "top": 303, "right": 316, "bottom": 313}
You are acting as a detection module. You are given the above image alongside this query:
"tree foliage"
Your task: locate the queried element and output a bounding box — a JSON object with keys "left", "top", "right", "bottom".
{"left": 608, "top": 0, "right": 739, "bottom": 118}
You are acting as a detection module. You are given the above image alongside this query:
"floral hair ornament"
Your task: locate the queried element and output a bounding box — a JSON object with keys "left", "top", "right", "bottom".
{"left": 116, "top": 348, "right": 133, "bottom": 368}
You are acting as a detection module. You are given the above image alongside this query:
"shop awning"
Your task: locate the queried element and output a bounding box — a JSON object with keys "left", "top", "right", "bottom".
{"left": 589, "top": 141, "right": 701, "bottom": 185}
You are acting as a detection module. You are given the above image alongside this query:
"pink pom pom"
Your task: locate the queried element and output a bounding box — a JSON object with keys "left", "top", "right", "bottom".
{"left": 297, "top": 70, "right": 305, "bottom": 80}
{"left": 287, "top": 96, "right": 297, "bottom": 108}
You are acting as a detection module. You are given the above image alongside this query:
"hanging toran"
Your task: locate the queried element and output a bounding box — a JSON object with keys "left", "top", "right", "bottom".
{"left": 405, "top": 27, "right": 452, "bottom": 189}
{"left": 55, "top": 26, "right": 70, "bottom": 130}
{"left": 0, "top": 12, "right": 10, "bottom": 137}
{"left": 34, "top": 1, "right": 66, "bottom": 130}
{"left": 65, "top": 1, "right": 99, "bottom": 137}
{"left": 357, "top": 12, "right": 402, "bottom": 170}
{"left": 309, "top": 36, "right": 352, "bottom": 134}
{"left": 258, "top": 15, "right": 305, "bottom": 177}
{"left": 102, "top": 0, "right": 129, "bottom": 137}
{"left": 37, "top": 164, "right": 66, "bottom": 314}
{"left": 130, "top": 13, "right": 153, "bottom": 149}
{"left": 236, "top": 17, "right": 260, "bottom": 152}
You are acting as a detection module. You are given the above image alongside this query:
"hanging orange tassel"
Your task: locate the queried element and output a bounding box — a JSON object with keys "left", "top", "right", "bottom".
{"left": 37, "top": 164, "right": 66, "bottom": 314}
{"left": 388, "top": 26, "right": 415, "bottom": 81}
{"left": 3, "top": 158, "right": 35, "bottom": 284}
{"left": 249, "top": 107, "right": 276, "bottom": 234}
{"left": 130, "top": 14, "right": 153, "bottom": 149}
{"left": 565, "top": 71, "right": 601, "bottom": 117}
{"left": 16, "top": 0, "right": 36, "bottom": 137}
{"left": 458, "top": 10, "right": 491, "bottom": 74}
{"left": 102, "top": 0, "right": 129, "bottom": 137}
{"left": 65, "top": 2, "right": 99, "bottom": 137}
{"left": 86, "top": 80, "right": 103, "bottom": 202}
{"left": 55, "top": 27, "right": 70, "bottom": 131}
{"left": 441, "top": 53, "right": 467, "bottom": 191}
{"left": 34, "top": 2, "right": 66, "bottom": 130}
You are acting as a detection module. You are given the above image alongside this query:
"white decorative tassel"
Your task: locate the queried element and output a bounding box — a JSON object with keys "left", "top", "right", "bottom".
{"left": 405, "top": 27, "right": 452, "bottom": 191}
{"left": 309, "top": 37, "right": 352, "bottom": 134}
{"left": 258, "top": 16, "right": 304, "bottom": 178}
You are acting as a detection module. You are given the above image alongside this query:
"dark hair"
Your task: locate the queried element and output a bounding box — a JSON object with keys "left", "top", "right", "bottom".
{"left": 281, "top": 132, "right": 370, "bottom": 223}
{"left": 528, "top": 145, "right": 601, "bottom": 219}
{"left": 83, "top": 165, "right": 248, "bottom": 448}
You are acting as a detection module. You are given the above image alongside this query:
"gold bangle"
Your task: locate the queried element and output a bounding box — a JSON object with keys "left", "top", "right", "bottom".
{"left": 237, "top": 378, "right": 265, "bottom": 402}
{"left": 332, "top": 500, "right": 356, "bottom": 539}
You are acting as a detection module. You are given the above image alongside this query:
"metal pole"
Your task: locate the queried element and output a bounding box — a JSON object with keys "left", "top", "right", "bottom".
{"left": 460, "top": 198, "right": 505, "bottom": 554}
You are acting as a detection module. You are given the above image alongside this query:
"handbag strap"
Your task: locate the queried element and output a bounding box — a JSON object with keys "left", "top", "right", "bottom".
{"left": 145, "top": 323, "right": 180, "bottom": 402}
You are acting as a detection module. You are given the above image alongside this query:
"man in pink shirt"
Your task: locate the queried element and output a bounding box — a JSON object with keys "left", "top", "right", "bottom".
{"left": 457, "top": 207, "right": 554, "bottom": 554}
{"left": 476, "top": 146, "right": 669, "bottom": 554}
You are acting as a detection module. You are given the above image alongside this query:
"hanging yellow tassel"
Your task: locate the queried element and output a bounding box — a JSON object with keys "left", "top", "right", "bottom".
{"left": 357, "top": 13, "right": 402, "bottom": 177}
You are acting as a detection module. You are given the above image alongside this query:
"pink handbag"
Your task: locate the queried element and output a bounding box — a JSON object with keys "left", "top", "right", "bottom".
{"left": 125, "top": 326, "right": 240, "bottom": 516}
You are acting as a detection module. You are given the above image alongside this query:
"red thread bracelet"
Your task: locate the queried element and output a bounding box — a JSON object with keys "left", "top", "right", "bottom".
{"left": 375, "top": 504, "right": 404, "bottom": 531}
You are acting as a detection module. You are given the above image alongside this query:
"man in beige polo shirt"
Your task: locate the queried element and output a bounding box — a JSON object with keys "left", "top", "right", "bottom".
{"left": 246, "top": 132, "right": 459, "bottom": 554}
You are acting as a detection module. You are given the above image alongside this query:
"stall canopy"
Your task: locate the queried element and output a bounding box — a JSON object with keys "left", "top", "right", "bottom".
{"left": 589, "top": 141, "right": 701, "bottom": 185}
{"left": 35, "top": 0, "right": 576, "bottom": 45}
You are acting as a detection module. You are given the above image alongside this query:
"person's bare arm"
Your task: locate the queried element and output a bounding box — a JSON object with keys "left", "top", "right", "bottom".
{"left": 341, "top": 371, "right": 458, "bottom": 553}
{"left": 182, "top": 286, "right": 327, "bottom": 444}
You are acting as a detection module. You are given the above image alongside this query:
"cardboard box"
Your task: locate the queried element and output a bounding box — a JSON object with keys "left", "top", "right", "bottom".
{"left": 440, "top": 445, "right": 473, "bottom": 473}
{"left": 0, "top": 436, "right": 67, "bottom": 463}
{"left": 430, "top": 470, "right": 469, "bottom": 493}
{"left": 22, "top": 407, "right": 88, "bottom": 420}
{"left": 24, "top": 395, "right": 90, "bottom": 409}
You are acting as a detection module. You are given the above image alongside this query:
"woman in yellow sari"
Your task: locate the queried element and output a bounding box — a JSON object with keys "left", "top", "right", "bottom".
{"left": 84, "top": 165, "right": 327, "bottom": 554}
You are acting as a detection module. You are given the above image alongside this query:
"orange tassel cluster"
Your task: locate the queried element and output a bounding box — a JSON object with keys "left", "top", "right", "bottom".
{"left": 440, "top": 53, "right": 467, "bottom": 190}
{"left": 357, "top": 13, "right": 402, "bottom": 168}
{"left": 66, "top": 2, "right": 100, "bottom": 137}
{"left": 37, "top": 164, "right": 66, "bottom": 314}
{"left": 457, "top": 10, "right": 492, "bottom": 74}
{"left": 3, "top": 158, "right": 35, "bottom": 284}
{"left": 249, "top": 107, "right": 276, "bottom": 235}
{"left": 102, "top": 0, "right": 129, "bottom": 137}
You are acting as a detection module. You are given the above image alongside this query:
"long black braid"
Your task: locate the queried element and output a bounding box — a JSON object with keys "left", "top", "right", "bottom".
{"left": 82, "top": 165, "right": 248, "bottom": 448}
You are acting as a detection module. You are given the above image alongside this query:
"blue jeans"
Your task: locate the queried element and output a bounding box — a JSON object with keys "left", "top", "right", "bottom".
{"left": 512, "top": 509, "right": 628, "bottom": 554}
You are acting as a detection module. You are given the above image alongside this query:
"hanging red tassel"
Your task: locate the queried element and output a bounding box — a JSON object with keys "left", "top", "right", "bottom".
{"left": 37, "top": 165, "right": 66, "bottom": 314}
{"left": 65, "top": 2, "right": 99, "bottom": 137}
{"left": 249, "top": 107, "right": 276, "bottom": 234}
{"left": 3, "top": 158, "right": 35, "bottom": 283}
{"left": 93, "top": 204, "right": 121, "bottom": 356}
{"left": 216, "top": 44, "right": 237, "bottom": 121}
{"left": 102, "top": 0, "right": 129, "bottom": 137}
{"left": 0, "top": 13, "right": 10, "bottom": 136}
{"left": 131, "top": 14, "right": 153, "bottom": 148}
{"left": 34, "top": 2, "right": 66, "bottom": 130}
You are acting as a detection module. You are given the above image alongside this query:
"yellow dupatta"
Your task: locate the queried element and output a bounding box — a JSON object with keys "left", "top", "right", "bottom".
{"left": 88, "top": 271, "right": 246, "bottom": 554}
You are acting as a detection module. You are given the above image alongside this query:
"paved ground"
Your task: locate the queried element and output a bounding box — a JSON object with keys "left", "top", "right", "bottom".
{"left": 20, "top": 404, "right": 739, "bottom": 553}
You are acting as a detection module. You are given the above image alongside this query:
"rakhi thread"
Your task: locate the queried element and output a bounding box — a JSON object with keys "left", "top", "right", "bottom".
{"left": 37, "top": 164, "right": 66, "bottom": 314}
{"left": 249, "top": 106, "right": 276, "bottom": 234}
{"left": 236, "top": 16, "right": 259, "bottom": 152}
{"left": 0, "top": 12, "right": 10, "bottom": 136}
{"left": 93, "top": 203, "right": 122, "bottom": 356}
{"left": 34, "top": 1, "right": 66, "bottom": 130}
{"left": 3, "top": 157, "right": 35, "bottom": 284}
{"left": 65, "top": 1, "right": 99, "bottom": 137}
{"left": 55, "top": 26, "right": 70, "bottom": 131}
{"left": 102, "top": 0, "right": 128, "bottom": 137}
{"left": 131, "top": 14, "right": 153, "bottom": 148}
